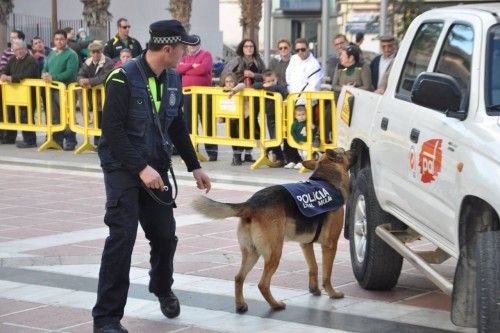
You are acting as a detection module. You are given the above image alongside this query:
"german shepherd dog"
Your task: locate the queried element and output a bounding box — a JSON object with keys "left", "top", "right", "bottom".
{"left": 191, "top": 148, "right": 355, "bottom": 312}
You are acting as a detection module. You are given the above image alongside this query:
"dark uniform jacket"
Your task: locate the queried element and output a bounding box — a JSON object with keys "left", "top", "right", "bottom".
{"left": 103, "top": 35, "right": 142, "bottom": 61}
{"left": 98, "top": 54, "right": 200, "bottom": 174}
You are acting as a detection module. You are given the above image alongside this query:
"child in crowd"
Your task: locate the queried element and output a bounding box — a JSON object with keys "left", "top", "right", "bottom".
{"left": 286, "top": 104, "right": 316, "bottom": 169}
{"left": 223, "top": 72, "right": 254, "bottom": 166}
{"left": 113, "top": 48, "right": 132, "bottom": 68}
{"left": 76, "top": 27, "right": 92, "bottom": 61}
{"left": 253, "top": 69, "right": 287, "bottom": 167}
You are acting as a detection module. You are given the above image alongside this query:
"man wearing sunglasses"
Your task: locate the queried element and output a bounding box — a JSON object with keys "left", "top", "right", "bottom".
{"left": 325, "top": 34, "right": 348, "bottom": 84}
{"left": 104, "top": 18, "right": 143, "bottom": 62}
{"left": 269, "top": 38, "right": 291, "bottom": 86}
{"left": 285, "top": 38, "right": 323, "bottom": 100}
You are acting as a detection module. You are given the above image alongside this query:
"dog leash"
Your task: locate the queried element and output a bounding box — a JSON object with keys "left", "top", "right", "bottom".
{"left": 140, "top": 163, "right": 178, "bottom": 206}
{"left": 134, "top": 57, "right": 179, "bottom": 206}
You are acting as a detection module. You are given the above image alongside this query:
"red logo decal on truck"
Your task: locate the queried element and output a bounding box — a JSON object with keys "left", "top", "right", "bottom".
{"left": 418, "top": 139, "right": 443, "bottom": 183}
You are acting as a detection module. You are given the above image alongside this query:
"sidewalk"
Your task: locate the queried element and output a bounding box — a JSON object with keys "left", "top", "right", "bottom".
{"left": 0, "top": 142, "right": 474, "bottom": 332}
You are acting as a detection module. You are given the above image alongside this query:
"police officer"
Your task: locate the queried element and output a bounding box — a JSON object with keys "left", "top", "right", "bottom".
{"left": 103, "top": 18, "right": 143, "bottom": 62}
{"left": 92, "top": 20, "right": 211, "bottom": 333}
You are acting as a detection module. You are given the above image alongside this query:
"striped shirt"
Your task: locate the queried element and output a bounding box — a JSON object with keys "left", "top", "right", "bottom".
{"left": 0, "top": 47, "right": 15, "bottom": 72}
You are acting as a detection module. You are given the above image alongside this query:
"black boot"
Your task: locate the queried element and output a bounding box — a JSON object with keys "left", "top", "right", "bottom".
{"left": 244, "top": 153, "right": 255, "bottom": 163}
{"left": 231, "top": 153, "right": 242, "bottom": 166}
{"left": 159, "top": 290, "right": 180, "bottom": 318}
{"left": 93, "top": 323, "right": 128, "bottom": 333}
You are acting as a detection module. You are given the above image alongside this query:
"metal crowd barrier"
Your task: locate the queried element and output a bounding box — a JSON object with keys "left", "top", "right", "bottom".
{"left": 184, "top": 87, "right": 337, "bottom": 170}
{"left": 285, "top": 90, "right": 337, "bottom": 156}
{"left": 0, "top": 79, "right": 67, "bottom": 151}
{"left": 67, "top": 83, "right": 105, "bottom": 154}
{"left": 183, "top": 86, "right": 284, "bottom": 169}
{"left": 0, "top": 80, "right": 337, "bottom": 169}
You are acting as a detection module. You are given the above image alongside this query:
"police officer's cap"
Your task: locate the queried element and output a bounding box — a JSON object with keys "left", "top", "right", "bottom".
{"left": 149, "top": 20, "right": 200, "bottom": 46}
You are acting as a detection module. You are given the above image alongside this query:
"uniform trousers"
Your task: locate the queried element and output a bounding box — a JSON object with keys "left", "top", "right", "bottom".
{"left": 92, "top": 169, "right": 177, "bottom": 326}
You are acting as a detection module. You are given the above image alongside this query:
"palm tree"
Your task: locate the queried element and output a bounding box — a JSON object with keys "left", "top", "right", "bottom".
{"left": 239, "top": 0, "right": 262, "bottom": 47}
{"left": 168, "top": 0, "right": 192, "bottom": 32}
{"left": 81, "top": 0, "right": 111, "bottom": 41}
{"left": 0, "top": 0, "right": 13, "bottom": 51}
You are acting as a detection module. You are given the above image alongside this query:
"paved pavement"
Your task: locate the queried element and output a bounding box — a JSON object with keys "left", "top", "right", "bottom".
{"left": 0, "top": 139, "right": 476, "bottom": 333}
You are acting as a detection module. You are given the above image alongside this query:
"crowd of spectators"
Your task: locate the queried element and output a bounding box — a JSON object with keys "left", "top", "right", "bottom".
{"left": 211, "top": 32, "right": 397, "bottom": 167}
{"left": 0, "top": 19, "right": 397, "bottom": 160}
{"left": 0, "top": 18, "right": 140, "bottom": 150}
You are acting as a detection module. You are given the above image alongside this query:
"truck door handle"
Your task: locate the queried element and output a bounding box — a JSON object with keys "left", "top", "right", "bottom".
{"left": 381, "top": 117, "right": 389, "bottom": 130}
{"left": 410, "top": 128, "right": 420, "bottom": 143}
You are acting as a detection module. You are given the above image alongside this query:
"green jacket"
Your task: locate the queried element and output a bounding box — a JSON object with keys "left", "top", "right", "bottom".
{"left": 291, "top": 120, "right": 307, "bottom": 143}
{"left": 43, "top": 47, "right": 79, "bottom": 85}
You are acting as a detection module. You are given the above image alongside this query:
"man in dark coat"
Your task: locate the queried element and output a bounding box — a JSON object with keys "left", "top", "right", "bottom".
{"left": 0, "top": 39, "right": 39, "bottom": 147}
{"left": 370, "top": 35, "right": 397, "bottom": 91}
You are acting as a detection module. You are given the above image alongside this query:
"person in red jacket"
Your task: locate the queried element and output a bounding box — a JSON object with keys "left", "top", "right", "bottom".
{"left": 176, "top": 36, "right": 218, "bottom": 161}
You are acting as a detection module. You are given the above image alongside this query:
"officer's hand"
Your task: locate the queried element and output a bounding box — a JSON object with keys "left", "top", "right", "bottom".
{"left": 193, "top": 168, "right": 211, "bottom": 193}
{"left": 139, "top": 165, "right": 165, "bottom": 190}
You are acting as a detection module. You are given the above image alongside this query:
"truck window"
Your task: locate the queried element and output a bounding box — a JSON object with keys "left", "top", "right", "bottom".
{"left": 486, "top": 24, "right": 500, "bottom": 115}
{"left": 435, "top": 24, "right": 473, "bottom": 101}
{"left": 396, "top": 22, "right": 444, "bottom": 100}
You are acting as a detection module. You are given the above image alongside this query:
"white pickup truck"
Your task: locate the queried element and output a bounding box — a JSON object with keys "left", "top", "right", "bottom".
{"left": 336, "top": 4, "right": 499, "bottom": 332}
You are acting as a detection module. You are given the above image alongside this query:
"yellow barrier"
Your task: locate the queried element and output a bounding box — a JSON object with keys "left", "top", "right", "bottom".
{"left": 0, "top": 79, "right": 68, "bottom": 151}
{"left": 183, "top": 86, "right": 284, "bottom": 169}
{"left": 285, "top": 91, "right": 337, "bottom": 172}
{"left": 0, "top": 80, "right": 336, "bottom": 167}
{"left": 67, "top": 83, "right": 105, "bottom": 154}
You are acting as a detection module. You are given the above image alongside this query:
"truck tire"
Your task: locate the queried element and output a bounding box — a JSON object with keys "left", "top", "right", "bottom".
{"left": 476, "top": 230, "right": 500, "bottom": 333}
{"left": 348, "top": 167, "right": 403, "bottom": 290}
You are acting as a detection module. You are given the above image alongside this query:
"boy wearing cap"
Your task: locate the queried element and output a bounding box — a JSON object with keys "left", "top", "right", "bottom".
{"left": 77, "top": 41, "right": 114, "bottom": 145}
{"left": 92, "top": 20, "right": 211, "bottom": 333}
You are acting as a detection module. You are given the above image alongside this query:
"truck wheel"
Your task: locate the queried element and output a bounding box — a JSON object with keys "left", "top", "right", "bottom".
{"left": 476, "top": 230, "right": 500, "bottom": 333}
{"left": 348, "top": 167, "right": 403, "bottom": 290}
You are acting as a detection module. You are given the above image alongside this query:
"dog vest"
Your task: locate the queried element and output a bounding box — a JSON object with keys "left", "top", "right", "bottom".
{"left": 281, "top": 179, "right": 344, "bottom": 217}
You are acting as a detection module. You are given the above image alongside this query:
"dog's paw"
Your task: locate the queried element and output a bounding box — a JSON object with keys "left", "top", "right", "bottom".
{"left": 272, "top": 301, "right": 286, "bottom": 311}
{"left": 329, "top": 290, "right": 344, "bottom": 299}
{"left": 236, "top": 303, "right": 248, "bottom": 313}
{"left": 309, "top": 287, "right": 321, "bottom": 296}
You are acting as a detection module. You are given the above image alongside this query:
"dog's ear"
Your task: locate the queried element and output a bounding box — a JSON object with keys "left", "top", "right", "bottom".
{"left": 302, "top": 159, "right": 317, "bottom": 170}
{"left": 346, "top": 149, "right": 358, "bottom": 169}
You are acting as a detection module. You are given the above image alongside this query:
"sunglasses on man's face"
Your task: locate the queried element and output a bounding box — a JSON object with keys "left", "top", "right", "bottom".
{"left": 295, "top": 47, "right": 307, "bottom": 53}
{"left": 120, "top": 25, "right": 131, "bottom": 29}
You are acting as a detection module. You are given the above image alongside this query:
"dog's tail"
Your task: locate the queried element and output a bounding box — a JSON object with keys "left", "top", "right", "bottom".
{"left": 191, "top": 195, "right": 246, "bottom": 219}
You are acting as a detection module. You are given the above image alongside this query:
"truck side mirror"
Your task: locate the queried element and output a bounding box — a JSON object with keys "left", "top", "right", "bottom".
{"left": 411, "top": 72, "right": 467, "bottom": 120}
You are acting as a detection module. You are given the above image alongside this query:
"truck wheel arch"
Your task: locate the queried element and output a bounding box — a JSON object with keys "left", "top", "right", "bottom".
{"left": 451, "top": 196, "right": 500, "bottom": 328}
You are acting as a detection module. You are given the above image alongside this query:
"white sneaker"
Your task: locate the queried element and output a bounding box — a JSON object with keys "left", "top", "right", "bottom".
{"left": 284, "top": 162, "right": 296, "bottom": 169}
{"left": 294, "top": 162, "right": 303, "bottom": 169}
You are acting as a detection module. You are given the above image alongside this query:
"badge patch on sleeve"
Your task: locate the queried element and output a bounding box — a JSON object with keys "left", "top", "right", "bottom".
{"left": 169, "top": 91, "right": 176, "bottom": 106}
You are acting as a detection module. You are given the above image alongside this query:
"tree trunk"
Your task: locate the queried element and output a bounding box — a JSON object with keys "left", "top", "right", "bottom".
{"left": 239, "top": 0, "right": 262, "bottom": 48}
{"left": 0, "top": 0, "right": 14, "bottom": 51}
{"left": 81, "top": 0, "right": 111, "bottom": 41}
{"left": 169, "top": 0, "right": 192, "bottom": 32}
